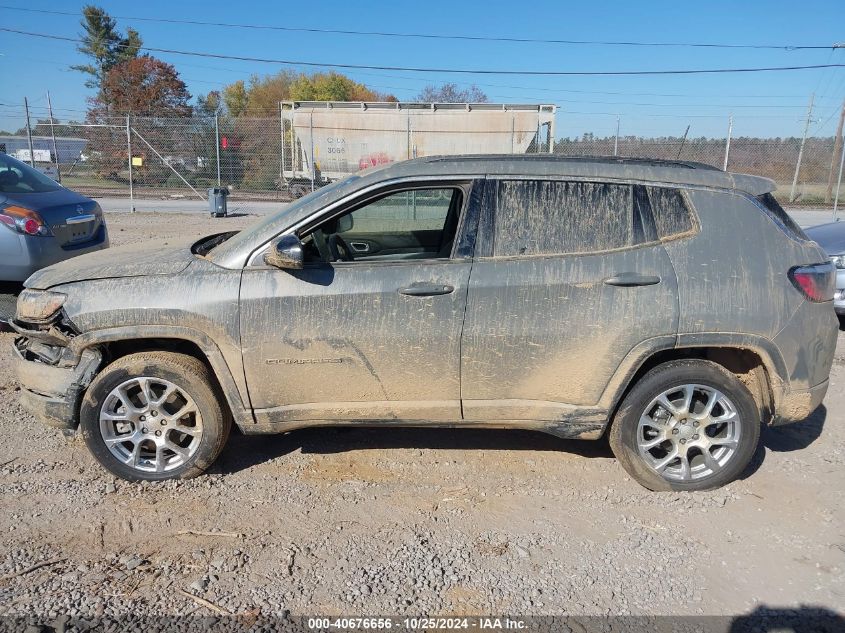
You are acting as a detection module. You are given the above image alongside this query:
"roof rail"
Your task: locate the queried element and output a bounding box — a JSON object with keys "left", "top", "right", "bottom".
{"left": 423, "top": 154, "right": 721, "bottom": 171}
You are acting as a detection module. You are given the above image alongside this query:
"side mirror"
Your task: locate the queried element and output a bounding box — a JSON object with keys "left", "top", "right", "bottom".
{"left": 264, "top": 234, "right": 304, "bottom": 270}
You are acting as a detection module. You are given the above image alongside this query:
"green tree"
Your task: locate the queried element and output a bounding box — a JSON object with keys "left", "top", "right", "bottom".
{"left": 196, "top": 90, "right": 223, "bottom": 117}
{"left": 223, "top": 81, "right": 248, "bottom": 117}
{"left": 15, "top": 119, "right": 84, "bottom": 137}
{"left": 71, "top": 5, "right": 142, "bottom": 90}
{"left": 289, "top": 72, "right": 382, "bottom": 102}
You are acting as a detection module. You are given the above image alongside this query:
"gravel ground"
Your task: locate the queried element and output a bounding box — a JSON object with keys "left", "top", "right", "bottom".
{"left": 0, "top": 212, "right": 843, "bottom": 623}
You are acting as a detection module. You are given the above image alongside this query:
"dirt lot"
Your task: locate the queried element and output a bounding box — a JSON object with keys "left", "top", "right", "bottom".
{"left": 0, "top": 212, "right": 843, "bottom": 623}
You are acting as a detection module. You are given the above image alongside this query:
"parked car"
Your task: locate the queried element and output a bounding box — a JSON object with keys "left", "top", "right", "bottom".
{"left": 805, "top": 220, "right": 845, "bottom": 317}
{"left": 11, "top": 156, "right": 837, "bottom": 491}
{"left": 0, "top": 152, "right": 108, "bottom": 283}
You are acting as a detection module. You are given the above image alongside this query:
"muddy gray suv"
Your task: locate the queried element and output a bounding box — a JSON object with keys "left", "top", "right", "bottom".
{"left": 12, "top": 156, "right": 838, "bottom": 491}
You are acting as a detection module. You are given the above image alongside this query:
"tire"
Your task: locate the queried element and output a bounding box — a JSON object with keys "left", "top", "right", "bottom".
{"left": 608, "top": 359, "right": 760, "bottom": 492}
{"left": 80, "top": 352, "right": 231, "bottom": 482}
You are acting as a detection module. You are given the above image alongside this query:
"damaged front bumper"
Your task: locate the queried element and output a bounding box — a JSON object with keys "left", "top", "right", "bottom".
{"left": 13, "top": 322, "right": 102, "bottom": 431}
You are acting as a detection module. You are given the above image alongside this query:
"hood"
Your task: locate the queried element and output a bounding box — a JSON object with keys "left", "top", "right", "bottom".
{"left": 25, "top": 238, "right": 197, "bottom": 289}
{"left": 805, "top": 222, "right": 845, "bottom": 257}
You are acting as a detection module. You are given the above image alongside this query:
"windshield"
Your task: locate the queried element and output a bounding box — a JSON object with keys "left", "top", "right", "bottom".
{"left": 208, "top": 175, "right": 360, "bottom": 258}
{"left": 0, "top": 152, "right": 63, "bottom": 194}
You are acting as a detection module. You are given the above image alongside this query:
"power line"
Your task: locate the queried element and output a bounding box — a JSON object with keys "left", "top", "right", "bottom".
{"left": 2, "top": 48, "right": 841, "bottom": 102}
{"left": 1, "top": 27, "right": 844, "bottom": 77}
{"left": 0, "top": 4, "right": 838, "bottom": 50}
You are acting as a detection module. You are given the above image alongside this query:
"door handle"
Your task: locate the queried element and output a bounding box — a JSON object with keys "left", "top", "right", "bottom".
{"left": 399, "top": 283, "right": 455, "bottom": 296}
{"left": 603, "top": 273, "right": 661, "bottom": 287}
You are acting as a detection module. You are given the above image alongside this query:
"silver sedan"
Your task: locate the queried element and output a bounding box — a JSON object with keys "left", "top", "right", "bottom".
{"left": 805, "top": 220, "right": 845, "bottom": 316}
{"left": 0, "top": 152, "right": 108, "bottom": 283}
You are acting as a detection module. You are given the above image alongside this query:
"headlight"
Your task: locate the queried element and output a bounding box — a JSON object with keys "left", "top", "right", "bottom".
{"left": 16, "top": 289, "right": 67, "bottom": 322}
{"left": 831, "top": 255, "right": 845, "bottom": 269}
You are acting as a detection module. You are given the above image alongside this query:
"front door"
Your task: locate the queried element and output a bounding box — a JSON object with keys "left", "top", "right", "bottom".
{"left": 239, "top": 181, "right": 480, "bottom": 426}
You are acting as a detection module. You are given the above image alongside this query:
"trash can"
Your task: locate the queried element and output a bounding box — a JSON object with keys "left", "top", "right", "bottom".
{"left": 208, "top": 187, "right": 228, "bottom": 217}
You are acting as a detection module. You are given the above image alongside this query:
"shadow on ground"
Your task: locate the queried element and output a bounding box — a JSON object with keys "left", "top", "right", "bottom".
{"left": 216, "top": 426, "right": 613, "bottom": 476}
{"left": 730, "top": 605, "right": 844, "bottom": 633}
{"left": 218, "top": 405, "right": 828, "bottom": 481}
{"left": 762, "top": 404, "right": 827, "bottom": 452}
{"left": 740, "top": 404, "right": 827, "bottom": 481}
{"left": 0, "top": 282, "right": 22, "bottom": 329}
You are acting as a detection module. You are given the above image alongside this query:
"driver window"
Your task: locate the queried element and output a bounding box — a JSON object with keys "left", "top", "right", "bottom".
{"left": 301, "top": 187, "right": 463, "bottom": 263}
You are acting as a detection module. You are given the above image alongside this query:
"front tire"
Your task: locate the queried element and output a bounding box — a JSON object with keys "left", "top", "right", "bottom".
{"left": 80, "top": 352, "right": 231, "bottom": 482}
{"left": 609, "top": 359, "right": 760, "bottom": 491}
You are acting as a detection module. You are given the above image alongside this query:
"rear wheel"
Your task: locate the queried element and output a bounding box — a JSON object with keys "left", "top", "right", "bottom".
{"left": 609, "top": 359, "right": 760, "bottom": 491}
{"left": 80, "top": 352, "right": 231, "bottom": 482}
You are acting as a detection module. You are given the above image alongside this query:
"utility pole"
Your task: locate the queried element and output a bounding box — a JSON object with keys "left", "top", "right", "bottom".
{"left": 46, "top": 91, "right": 61, "bottom": 182}
{"left": 826, "top": 97, "right": 845, "bottom": 204}
{"left": 23, "top": 97, "right": 35, "bottom": 167}
{"left": 614, "top": 116, "right": 620, "bottom": 157}
{"left": 723, "top": 115, "right": 733, "bottom": 171}
{"left": 790, "top": 93, "right": 815, "bottom": 203}
{"left": 214, "top": 114, "right": 221, "bottom": 187}
{"left": 834, "top": 134, "right": 845, "bottom": 221}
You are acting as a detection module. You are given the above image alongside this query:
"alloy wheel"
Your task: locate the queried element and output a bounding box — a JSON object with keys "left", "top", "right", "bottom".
{"left": 636, "top": 384, "right": 741, "bottom": 482}
{"left": 98, "top": 377, "right": 203, "bottom": 473}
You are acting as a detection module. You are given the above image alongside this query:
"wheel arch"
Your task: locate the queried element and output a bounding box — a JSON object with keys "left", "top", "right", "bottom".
{"left": 602, "top": 335, "right": 787, "bottom": 429}
{"left": 70, "top": 326, "right": 254, "bottom": 428}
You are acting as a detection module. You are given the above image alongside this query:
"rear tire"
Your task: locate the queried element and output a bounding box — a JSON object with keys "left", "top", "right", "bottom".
{"left": 80, "top": 352, "right": 231, "bottom": 482}
{"left": 609, "top": 359, "right": 760, "bottom": 491}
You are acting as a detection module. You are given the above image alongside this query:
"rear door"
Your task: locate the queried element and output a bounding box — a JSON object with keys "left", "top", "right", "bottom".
{"left": 461, "top": 178, "right": 680, "bottom": 420}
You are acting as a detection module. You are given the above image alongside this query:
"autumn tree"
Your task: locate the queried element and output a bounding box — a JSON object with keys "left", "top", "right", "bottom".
{"left": 416, "top": 83, "right": 488, "bottom": 103}
{"left": 91, "top": 55, "right": 191, "bottom": 117}
{"left": 86, "top": 56, "right": 191, "bottom": 184}
{"left": 71, "top": 5, "right": 142, "bottom": 90}
{"left": 243, "top": 71, "right": 298, "bottom": 115}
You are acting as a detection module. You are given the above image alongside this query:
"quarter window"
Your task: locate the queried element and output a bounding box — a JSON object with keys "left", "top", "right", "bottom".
{"left": 645, "top": 186, "right": 694, "bottom": 238}
{"left": 493, "top": 180, "right": 633, "bottom": 256}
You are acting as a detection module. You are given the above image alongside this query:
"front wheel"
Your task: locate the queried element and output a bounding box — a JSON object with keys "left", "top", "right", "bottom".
{"left": 80, "top": 352, "right": 231, "bottom": 482}
{"left": 609, "top": 359, "right": 760, "bottom": 491}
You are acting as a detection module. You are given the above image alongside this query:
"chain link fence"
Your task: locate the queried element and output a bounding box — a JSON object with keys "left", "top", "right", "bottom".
{"left": 555, "top": 135, "right": 842, "bottom": 206}
{"left": 2, "top": 103, "right": 843, "bottom": 213}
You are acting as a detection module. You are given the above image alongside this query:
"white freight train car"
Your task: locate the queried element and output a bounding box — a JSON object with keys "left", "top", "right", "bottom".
{"left": 281, "top": 101, "right": 556, "bottom": 195}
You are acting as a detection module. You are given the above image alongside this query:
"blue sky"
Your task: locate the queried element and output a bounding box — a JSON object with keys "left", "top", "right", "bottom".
{"left": 0, "top": 0, "right": 843, "bottom": 138}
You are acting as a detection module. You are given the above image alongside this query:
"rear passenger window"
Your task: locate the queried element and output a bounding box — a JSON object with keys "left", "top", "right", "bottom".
{"left": 493, "top": 180, "right": 633, "bottom": 256}
{"left": 645, "top": 187, "right": 694, "bottom": 238}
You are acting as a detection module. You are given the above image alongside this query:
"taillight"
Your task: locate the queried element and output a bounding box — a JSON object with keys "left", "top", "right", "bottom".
{"left": 788, "top": 262, "right": 836, "bottom": 302}
{"left": 0, "top": 204, "right": 51, "bottom": 236}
